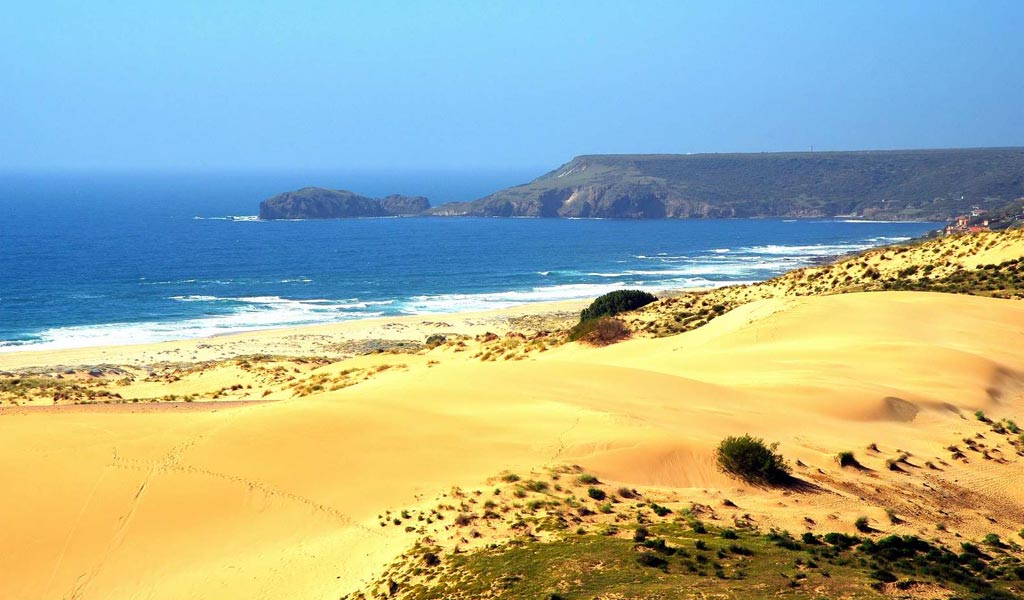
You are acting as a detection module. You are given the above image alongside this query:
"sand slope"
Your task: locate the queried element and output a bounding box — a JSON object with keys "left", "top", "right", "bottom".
{"left": 2, "top": 291, "right": 1024, "bottom": 599}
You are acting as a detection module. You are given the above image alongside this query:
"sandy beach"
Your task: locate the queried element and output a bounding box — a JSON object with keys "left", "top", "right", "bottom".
{"left": 2, "top": 231, "right": 1024, "bottom": 600}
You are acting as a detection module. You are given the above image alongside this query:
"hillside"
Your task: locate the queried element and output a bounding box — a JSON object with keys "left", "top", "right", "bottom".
{"left": 429, "top": 147, "right": 1024, "bottom": 220}
{"left": 259, "top": 187, "right": 429, "bottom": 219}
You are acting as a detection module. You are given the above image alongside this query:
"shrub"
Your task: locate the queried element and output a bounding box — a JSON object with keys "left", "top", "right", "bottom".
{"left": 524, "top": 480, "right": 549, "bottom": 493}
{"left": 587, "top": 487, "right": 606, "bottom": 501}
{"left": 823, "top": 532, "right": 860, "bottom": 549}
{"left": 636, "top": 551, "right": 668, "bottom": 570}
{"left": 424, "top": 334, "right": 446, "bottom": 347}
{"left": 801, "top": 532, "right": 820, "bottom": 545}
{"left": 855, "top": 516, "right": 871, "bottom": 533}
{"left": 715, "top": 435, "right": 791, "bottom": 485}
{"left": 580, "top": 289, "right": 656, "bottom": 321}
{"left": 568, "top": 317, "right": 630, "bottom": 345}
{"left": 835, "top": 451, "right": 858, "bottom": 467}
{"left": 633, "top": 527, "right": 649, "bottom": 542}
{"left": 577, "top": 473, "right": 600, "bottom": 484}
{"left": 720, "top": 529, "right": 738, "bottom": 540}
{"left": 649, "top": 502, "right": 671, "bottom": 517}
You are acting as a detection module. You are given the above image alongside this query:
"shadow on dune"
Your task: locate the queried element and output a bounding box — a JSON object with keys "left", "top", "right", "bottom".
{"left": 779, "top": 475, "right": 825, "bottom": 493}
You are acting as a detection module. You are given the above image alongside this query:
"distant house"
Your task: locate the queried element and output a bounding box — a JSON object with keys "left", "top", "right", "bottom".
{"left": 945, "top": 214, "right": 989, "bottom": 235}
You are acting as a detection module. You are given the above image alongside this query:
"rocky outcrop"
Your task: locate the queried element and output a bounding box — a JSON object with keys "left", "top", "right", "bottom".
{"left": 379, "top": 194, "right": 430, "bottom": 216}
{"left": 258, "top": 188, "right": 430, "bottom": 219}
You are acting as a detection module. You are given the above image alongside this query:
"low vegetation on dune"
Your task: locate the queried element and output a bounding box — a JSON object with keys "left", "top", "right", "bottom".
{"left": 714, "top": 435, "right": 792, "bottom": 486}
{"left": 349, "top": 412, "right": 1024, "bottom": 598}
{"left": 568, "top": 290, "right": 656, "bottom": 344}
{"left": 362, "top": 506, "right": 1024, "bottom": 600}
{"left": 566, "top": 316, "right": 631, "bottom": 345}
{"left": 625, "top": 228, "right": 1024, "bottom": 337}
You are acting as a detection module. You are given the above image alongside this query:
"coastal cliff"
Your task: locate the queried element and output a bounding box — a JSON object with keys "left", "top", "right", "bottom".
{"left": 258, "top": 187, "right": 429, "bottom": 219}
{"left": 430, "top": 147, "right": 1024, "bottom": 221}
{"left": 260, "top": 148, "right": 1024, "bottom": 221}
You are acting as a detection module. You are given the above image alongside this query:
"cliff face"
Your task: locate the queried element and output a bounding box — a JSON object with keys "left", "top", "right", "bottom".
{"left": 258, "top": 188, "right": 430, "bottom": 219}
{"left": 428, "top": 148, "right": 1024, "bottom": 220}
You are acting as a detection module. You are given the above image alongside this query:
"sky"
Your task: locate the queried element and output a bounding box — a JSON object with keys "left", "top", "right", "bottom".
{"left": 1, "top": 1, "right": 1022, "bottom": 171}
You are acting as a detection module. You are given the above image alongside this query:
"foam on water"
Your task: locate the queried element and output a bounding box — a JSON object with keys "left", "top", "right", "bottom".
{"left": 0, "top": 296, "right": 386, "bottom": 352}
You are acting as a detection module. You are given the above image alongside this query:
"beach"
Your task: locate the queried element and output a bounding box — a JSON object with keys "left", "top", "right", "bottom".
{"left": 2, "top": 230, "right": 1024, "bottom": 599}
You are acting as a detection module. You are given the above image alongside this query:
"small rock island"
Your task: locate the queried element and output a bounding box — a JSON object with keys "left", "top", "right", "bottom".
{"left": 258, "top": 187, "right": 430, "bottom": 219}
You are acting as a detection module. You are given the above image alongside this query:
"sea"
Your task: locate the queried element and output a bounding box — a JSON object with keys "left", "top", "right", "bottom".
{"left": 0, "top": 170, "right": 939, "bottom": 352}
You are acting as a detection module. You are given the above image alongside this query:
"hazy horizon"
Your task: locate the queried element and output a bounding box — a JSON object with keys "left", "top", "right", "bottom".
{"left": 3, "top": 1, "right": 1022, "bottom": 171}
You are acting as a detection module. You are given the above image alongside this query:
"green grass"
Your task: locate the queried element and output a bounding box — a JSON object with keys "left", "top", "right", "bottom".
{"left": 377, "top": 523, "right": 1024, "bottom": 599}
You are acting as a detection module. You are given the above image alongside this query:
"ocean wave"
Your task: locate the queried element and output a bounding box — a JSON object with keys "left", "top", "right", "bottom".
{"left": 168, "top": 294, "right": 393, "bottom": 310}
{"left": 169, "top": 295, "right": 225, "bottom": 302}
{"left": 401, "top": 282, "right": 631, "bottom": 314}
{"left": 141, "top": 278, "right": 237, "bottom": 286}
{"left": 865, "top": 236, "right": 911, "bottom": 243}
{"left": 738, "top": 243, "right": 874, "bottom": 256}
{"left": 1, "top": 298, "right": 387, "bottom": 352}
{"left": 193, "top": 215, "right": 260, "bottom": 221}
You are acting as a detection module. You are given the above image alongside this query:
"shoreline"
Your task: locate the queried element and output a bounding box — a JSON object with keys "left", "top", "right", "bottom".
{"left": 0, "top": 221, "right": 949, "bottom": 371}
{"left": 0, "top": 297, "right": 592, "bottom": 371}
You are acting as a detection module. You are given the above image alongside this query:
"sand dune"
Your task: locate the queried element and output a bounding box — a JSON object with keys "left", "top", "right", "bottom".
{"left": 3, "top": 288, "right": 1023, "bottom": 599}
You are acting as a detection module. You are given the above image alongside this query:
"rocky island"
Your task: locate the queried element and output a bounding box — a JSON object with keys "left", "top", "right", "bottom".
{"left": 260, "top": 147, "right": 1024, "bottom": 221}
{"left": 258, "top": 187, "right": 429, "bottom": 219}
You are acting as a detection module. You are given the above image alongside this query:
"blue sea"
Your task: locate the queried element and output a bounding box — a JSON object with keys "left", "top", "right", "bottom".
{"left": 0, "top": 171, "right": 939, "bottom": 352}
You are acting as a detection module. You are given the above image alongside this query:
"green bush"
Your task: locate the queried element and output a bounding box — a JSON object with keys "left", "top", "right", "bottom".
{"left": 835, "top": 451, "right": 858, "bottom": 467}
{"left": 636, "top": 551, "right": 668, "bottom": 570}
{"left": 715, "top": 434, "right": 791, "bottom": 485}
{"left": 579, "top": 289, "right": 656, "bottom": 321}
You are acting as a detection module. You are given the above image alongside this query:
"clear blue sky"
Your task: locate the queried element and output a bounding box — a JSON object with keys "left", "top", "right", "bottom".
{"left": 2, "top": 1, "right": 1021, "bottom": 170}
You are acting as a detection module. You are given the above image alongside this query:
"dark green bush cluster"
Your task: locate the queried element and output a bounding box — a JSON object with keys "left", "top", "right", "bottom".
{"left": 715, "top": 434, "right": 791, "bottom": 485}
{"left": 579, "top": 289, "right": 656, "bottom": 321}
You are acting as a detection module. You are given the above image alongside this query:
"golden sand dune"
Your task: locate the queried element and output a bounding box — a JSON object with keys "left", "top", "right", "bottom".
{"left": 3, "top": 288, "right": 1024, "bottom": 599}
